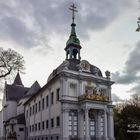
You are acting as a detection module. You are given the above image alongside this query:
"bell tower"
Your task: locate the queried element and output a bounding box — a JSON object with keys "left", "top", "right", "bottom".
{"left": 65, "top": 4, "right": 82, "bottom": 60}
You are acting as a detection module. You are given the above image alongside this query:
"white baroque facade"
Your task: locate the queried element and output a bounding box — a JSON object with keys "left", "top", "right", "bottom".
{"left": 24, "top": 21, "right": 115, "bottom": 140}
{"left": 0, "top": 17, "right": 115, "bottom": 140}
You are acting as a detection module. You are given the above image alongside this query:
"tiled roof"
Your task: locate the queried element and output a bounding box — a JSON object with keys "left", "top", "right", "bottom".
{"left": 6, "top": 84, "right": 29, "bottom": 101}
{"left": 26, "top": 81, "right": 41, "bottom": 96}
{"left": 5, "top": 76, "right": 41, "bottom": 101}
{"left": 13, "top": 73, "right": 23, "bottom": 86}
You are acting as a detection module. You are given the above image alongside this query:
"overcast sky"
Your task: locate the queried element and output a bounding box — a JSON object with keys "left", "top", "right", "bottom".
{"left": 0, "top": 0, "right": 140, "bottom": 101}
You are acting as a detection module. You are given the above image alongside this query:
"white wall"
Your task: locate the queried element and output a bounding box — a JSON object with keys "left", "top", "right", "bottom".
{"left": 25, "top": 78, "right": 62, "bottom": 138}
{"left": 7, "top": 101, "right": 17, "bottom": 120}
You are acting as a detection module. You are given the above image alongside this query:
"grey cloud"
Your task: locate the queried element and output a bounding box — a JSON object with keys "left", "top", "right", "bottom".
{"left": 125, "top": 41, "right": 140, "bottom": 74}
{"left": 128, "top": 82, "right": 140, "bottom": 95}
{"left": 112, "top": 93, "right": 121, "bottom": 102}
{"left": 0, "top": 16, "right": 39, "bottom": 47}
{"left": 112, "top": 72, "right": 138, "bottom": 84}
{"left": 112, "top": 41, "right": 140, "bottom": 94}
{"left": 0, "top": 0, "right": 135, "bottom": 48}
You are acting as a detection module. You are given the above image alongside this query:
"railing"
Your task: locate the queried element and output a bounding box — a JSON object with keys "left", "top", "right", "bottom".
{"left": 78, "top": 93, "right": 109, "bottom": 102}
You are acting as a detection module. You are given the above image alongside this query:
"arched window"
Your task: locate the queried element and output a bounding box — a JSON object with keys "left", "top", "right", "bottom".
{"left": 66, "top": 50, "right": 70, "bottom": 59}
{"left": 72, "top": 49, "right": 78, "bottom": 59}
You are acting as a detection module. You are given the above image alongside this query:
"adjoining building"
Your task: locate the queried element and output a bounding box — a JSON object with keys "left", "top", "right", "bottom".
{"left": 0, "top": 6, "right": 115, "bottom": 140}
{"left": 0, "top": 73, "right": 41, "bottom": 140}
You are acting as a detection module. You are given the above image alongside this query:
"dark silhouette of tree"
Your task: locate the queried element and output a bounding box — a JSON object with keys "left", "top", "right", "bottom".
{"left": 114, "top": 95, "right": 140, "bottom": 140}
{"left": 0, "top": 47, "right": 25, "bottom": 79}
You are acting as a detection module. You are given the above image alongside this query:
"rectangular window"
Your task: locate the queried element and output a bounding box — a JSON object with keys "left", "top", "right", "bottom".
{"left": 46, "top": 120, "right": 49, "bottom": 129}
{"left": 69, "top": 83, "right": 77, "bottom": 96}
{"left": 90, "top": 119, "right": 95, "bottom": 136}
{"left": 56, "top": 88, "right": 60, "bottom": 101}
{"left": 39, "top": 101, "right": 41, "bottom": 111}
{"left": 56, "top": 136, "right": 59, "bottom": 140}
{"left": 56, "top": 116, "right": 60, "bottom": 127}
{"left": 35, "top": 103, "right": 37, "bottom": 113}
{"left": 51, "top": 118, "right": 54, "bottom": 128}
{"left": 68, "top": 112, "right": 78, "bottom": 136}
{"left": 46, "top": 96, "right": 49, "bottom": 107}
{"left": 51, "top": 92, "right": 54, "bottom": 105}
{"left": 32, "top": 125, "right": 34, "bottom": 132}
{"left": 42, "top": 98, "right": 44, "bottom": 110}
{"left": 42, "top": 121, "right": 44, "bottom": 130}
{"left": 35, "top": 124, "right": 37, "bottom": 131}
{"left": 19, "top": 128, "right": 24, "bottom": 131}
{"left": 30, "top": 125, "right": 31, "bottom": 132}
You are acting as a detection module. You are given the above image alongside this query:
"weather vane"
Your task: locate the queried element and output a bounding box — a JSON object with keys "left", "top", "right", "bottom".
{"left": 136, "top": 0, "right": 140, "bottom": 32}
{"left": 69, "top": 4, "right": 78, "bottom": 24}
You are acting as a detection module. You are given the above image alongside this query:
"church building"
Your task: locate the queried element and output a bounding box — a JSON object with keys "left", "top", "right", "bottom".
{"left": 0, "top": 4, "right": 115, "bottom": 140}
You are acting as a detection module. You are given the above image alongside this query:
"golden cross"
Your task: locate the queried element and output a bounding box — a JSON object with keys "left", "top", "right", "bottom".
{"left": 69, "top": 4, "right": 78, "bottom": 24}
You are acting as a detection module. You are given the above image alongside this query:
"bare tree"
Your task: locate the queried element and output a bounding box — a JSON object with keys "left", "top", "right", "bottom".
{"left": 128, "top": 95, "right": 140, "bottom": 107}
{"left": 0, "top": 47, "right": 25, "bottom": 80}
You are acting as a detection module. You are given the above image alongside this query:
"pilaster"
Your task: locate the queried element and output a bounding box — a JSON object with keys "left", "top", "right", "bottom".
{"left": 62, "top": 109, "right": 69, "bottom": 140}
{"left": 85, "top": 109, "right": 90, "bottom": 140}
{"left": 96, "top": 111, "right": 101, "bottom": 140}
{"left": 103, "top": 110, "right": 108, "bottom": 140}
{"left": 78, "top": 109, "right": 84, "bottom": 140}
{"left": 108, "top": 108, "right": 115, "bottom": 140}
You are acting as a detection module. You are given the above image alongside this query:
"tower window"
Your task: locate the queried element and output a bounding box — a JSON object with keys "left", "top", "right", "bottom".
{"left": 72, "top": 49, "right": 78, "bottom": 59}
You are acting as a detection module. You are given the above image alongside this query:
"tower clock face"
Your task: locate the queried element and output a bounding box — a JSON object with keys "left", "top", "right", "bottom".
{"left": 80, "top": 60, "right": 90, "bottom": 71}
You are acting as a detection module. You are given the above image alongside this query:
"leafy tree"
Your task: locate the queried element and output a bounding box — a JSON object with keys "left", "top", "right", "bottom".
{"left": 0, "top": 47, "right": 25, "bottom": 80}
{"left": 114, "top": 95, "right": 140, "bottom": 140}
